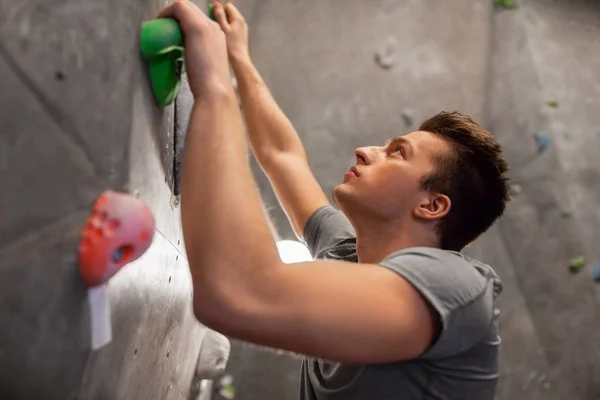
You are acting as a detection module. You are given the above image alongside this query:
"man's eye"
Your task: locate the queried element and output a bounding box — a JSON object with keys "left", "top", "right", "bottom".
{"left": 391, "top": 145, "right": 405, "bottom": 157}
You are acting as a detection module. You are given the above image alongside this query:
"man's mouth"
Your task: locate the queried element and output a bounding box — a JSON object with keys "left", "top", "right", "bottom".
{"left": 344, "top": 166, "right": 359, "bottom": 181}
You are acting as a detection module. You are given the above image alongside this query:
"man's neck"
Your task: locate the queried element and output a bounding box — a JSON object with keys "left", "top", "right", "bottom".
{"left": 353, "top": 219, "right": 438, "bottom": 264}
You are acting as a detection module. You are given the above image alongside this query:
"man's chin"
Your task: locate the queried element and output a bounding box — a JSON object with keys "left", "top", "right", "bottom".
{"left": 332, "top": 185, "right": 342, "bottom": 207}
{"left": 332, "top": 184, "right": 352, "bottom": 209}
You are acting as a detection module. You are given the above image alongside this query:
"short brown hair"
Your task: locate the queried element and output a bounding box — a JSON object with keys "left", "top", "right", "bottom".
{"left": 419, "top": 111, "right": 510, "bottom": 251}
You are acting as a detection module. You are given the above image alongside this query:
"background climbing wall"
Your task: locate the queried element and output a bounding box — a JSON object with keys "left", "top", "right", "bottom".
{"left": 224, "top": 0, "right": 600, "bottom": 399}
{"left": 0, "top": 0, "right": 227, "bottom": 399}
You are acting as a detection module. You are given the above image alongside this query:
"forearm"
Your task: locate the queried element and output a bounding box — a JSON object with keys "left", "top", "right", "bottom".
{"left": 232, "top": 56, "right": 307, "bottom": 164}
{"left": 180, "top": 87, "right": 281, "bottom": 302}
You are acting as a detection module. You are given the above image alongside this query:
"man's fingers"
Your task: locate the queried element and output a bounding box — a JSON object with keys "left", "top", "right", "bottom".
{"left": 157, "top": 0, "right": 210, "bottom": 29}
{"left": 224, "top": 2, "right": 244, "bottom": 23}
{"left": 157, "top": 0, "right": 187, "bottom": 20}
{"left": 213, "top": 2, "right": 229, "bottom": 28}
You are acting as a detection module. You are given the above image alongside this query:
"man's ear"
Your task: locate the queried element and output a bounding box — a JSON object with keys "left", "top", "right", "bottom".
{"left": 413, "top": 193, "right": 451, "bottom": 221}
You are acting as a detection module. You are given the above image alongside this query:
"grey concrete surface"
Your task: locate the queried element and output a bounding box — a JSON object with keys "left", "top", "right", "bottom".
{"left": 0, "top": 0, "right": 230, "bottom": 399}
{"left": 225, "top": 0, "right": 600, "bottom": 399}
{"left": 487, "top": 1, "right": 600, "bottom": 398}
{"left": 0, "top": 53, "right": 95, "bottom": 400}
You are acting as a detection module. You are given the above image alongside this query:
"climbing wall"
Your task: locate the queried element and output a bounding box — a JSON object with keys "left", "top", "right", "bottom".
{"left": 481, "top": 1, "right": 600, "bottom": 398}
{"left": 226, "top": 0, "right": 600, "bottom": 399}
{"left": 0, "top": 0, "right": 231, "bottom": 399}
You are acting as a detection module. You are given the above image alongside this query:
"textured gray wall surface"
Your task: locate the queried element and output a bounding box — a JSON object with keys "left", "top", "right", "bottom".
{"left": 484, "top": 1, "right": 600, "bottom": 398}
{"left": 0, "top": 0, "right": 227, "bottom": 399}
{"left": 225, "top": 0, "right": 600, "bottom": 399}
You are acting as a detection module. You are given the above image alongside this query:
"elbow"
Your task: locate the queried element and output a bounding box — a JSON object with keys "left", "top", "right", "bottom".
{"left": 190, "top": 272, "right": 246, "bottom": 335}
{"left": 192, "top": 288, "right": 251, "bottom": 339}
{"left": 191, "top": 278, "right": 229, "bottom": 330}
{"left": 185, "top": 258, "right": 229, "bottom": 327}
{"left": 189, "top": 259, "right": 284, "bottom": 333}
{"left": 193, "top": 301, "right": 218, "bottom": 329}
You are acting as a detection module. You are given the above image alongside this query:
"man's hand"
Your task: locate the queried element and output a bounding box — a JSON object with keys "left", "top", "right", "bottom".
{"left": 212, "top": 1, "right": 251, "bottom": 65}
{"left": 157, "top": 0, "right": 233, "bottom": 99}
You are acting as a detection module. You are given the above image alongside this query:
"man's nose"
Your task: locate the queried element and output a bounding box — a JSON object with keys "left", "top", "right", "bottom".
{"left": 354, "top": 147, "right": 374, "bottom": 165}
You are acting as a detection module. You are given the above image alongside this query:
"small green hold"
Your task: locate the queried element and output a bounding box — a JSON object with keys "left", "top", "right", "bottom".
{"left": 569, "top": 256, "right": 585, "bottom": 272}
{"left": 219, "top": 385, "right": 236, "bottom": 399}
{"left": 547, "top": 98, "right": 559, "bottom": 108}
{"left": 495, "top": 0, "right": 517, "bottom": 9}
{"left": 561, "top": 207, "right": 573, "bottom": 218}
{"left": 208, "top": 3, "right": 216, "bottom": 20}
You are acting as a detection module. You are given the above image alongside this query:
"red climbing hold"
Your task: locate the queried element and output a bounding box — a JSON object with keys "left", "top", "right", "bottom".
{"left": 78, "top": 191, "right": 155, "bottom": 287}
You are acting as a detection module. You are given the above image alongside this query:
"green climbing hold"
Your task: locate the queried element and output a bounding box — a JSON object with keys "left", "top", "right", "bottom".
{"left": 208, "top": 3, "right": 216, "bottom": 20}
{"left": 561, "top": 207, "right": 573, "bottom": 218}
{"left": 547, "top": 98, "right": 559, "bottom": 108}
{"left": 220, "top": 385, "right": 236, "bottom": 399}
{"left": 218, "top": 374, "right": 236, "bottom": 399}
{"left": 140, "top": 18, "right": 185, "bottom": 107}
{"left": 569, "top": 256, "right": 585, "bottom": 273}
{"left": 495, "top": 0, "right": 517, "bottom": 9}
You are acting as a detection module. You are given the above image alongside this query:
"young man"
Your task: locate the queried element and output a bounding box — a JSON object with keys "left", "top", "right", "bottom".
{"left": 158, "top": 1, "right": 510, "bottom": 399}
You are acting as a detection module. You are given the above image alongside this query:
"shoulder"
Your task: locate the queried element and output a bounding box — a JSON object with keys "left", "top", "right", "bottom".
{"left": 380, "top": 247, "right": 501, "bottom": 295}
{"left": 379, "top": 247, "right": 503, "bottom": 358}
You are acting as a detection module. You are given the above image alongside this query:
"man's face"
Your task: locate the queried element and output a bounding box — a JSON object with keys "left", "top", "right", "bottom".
{"left": 333, "top": 131, "right": 451, "bottom": 222}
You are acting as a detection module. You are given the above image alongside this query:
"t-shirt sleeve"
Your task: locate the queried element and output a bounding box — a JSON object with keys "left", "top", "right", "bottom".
{"left": 302, "top": 206, "right": 357, "bottom": 261}
{"left": 379, "top": 248, "right": 496, "bottom": 359}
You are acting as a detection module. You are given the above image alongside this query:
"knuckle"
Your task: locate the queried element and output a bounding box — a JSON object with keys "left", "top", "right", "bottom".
{"left": 173, "top": 0, "right": 190, "bottom": 17}
{"left": 172, "top": 1, "right": 185, "bottom": 12}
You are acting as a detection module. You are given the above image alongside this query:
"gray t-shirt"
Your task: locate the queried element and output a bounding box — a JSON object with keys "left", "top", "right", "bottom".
{"left": 299, "top": 206, "right": 503, "bottom": 400}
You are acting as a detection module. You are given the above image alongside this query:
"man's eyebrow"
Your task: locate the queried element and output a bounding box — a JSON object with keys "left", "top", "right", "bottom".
{"left": 385, "top": 136, "right": 414, "bottom": 154}
{"left": 385, "top": 136, "right": 405, "bottom": 146}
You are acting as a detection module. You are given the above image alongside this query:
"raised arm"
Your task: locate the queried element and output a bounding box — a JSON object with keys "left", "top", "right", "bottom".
{"left": 213, "top": 2, "right": 329, "bottom": 237}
